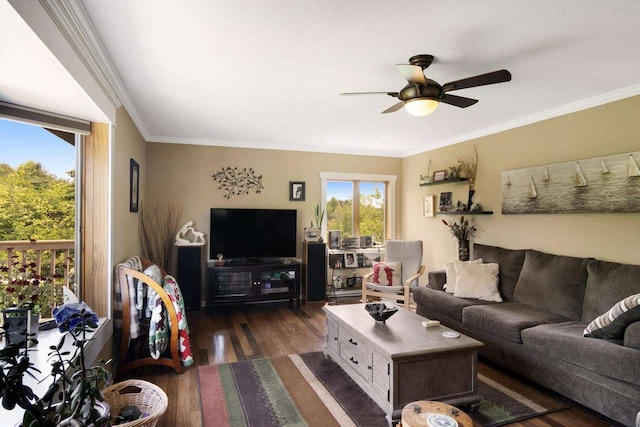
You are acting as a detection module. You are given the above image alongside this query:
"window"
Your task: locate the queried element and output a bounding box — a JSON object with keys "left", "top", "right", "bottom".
{"left": 320, "top": 173, "right": 396, "bottom": 243}
{"left": 0, "top": 102, "right": 91, "bottom": 307}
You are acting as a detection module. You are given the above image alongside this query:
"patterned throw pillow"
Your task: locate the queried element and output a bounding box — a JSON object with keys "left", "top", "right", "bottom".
{"left": 584, "top": 293, "right": 640, "bottom": 339}
{"left": 372, "top": 261, "right": 402, "bottom": 286}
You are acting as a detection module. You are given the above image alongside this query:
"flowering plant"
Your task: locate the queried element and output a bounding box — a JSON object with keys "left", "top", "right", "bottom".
{"left": 0, "top": 256, "right": 56, "bottom": 314}
{"left": 442, "top": 216, "right": 477, "bottom": 241}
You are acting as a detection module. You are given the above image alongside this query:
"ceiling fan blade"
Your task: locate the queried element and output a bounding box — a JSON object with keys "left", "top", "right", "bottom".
{"left": 341, "top": 92, "right": 399, "bottom": 97}
{"left": 381, "top": 101, "right": 405, "bottom": 114}
{"left": 396, "top": 64, "right": 426, "bottom": 85}
{"left": 440, "top": 94, "right": 479, "bottom": 108}
{"left": 442, "top": 69, "right": 511, "bottom": 93}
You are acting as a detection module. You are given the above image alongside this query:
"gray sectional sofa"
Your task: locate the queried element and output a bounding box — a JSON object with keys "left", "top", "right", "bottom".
{"left": 413, "top": 243, "right": 640, "bottom": 426}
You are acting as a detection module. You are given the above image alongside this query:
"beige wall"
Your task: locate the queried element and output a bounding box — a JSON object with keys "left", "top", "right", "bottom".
{"left": 402, "top": 95, "right": 640, "bottom": 275}
{"left": 112, "top": 106, "right": 146, "bottom": 266}
{"left": 145, "top": 143, "right": 402, "bottom": 262}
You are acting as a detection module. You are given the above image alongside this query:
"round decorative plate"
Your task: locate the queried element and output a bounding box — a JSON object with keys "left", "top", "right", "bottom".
{"left": 425, "top": 413, "right": 458, "bottom": 427}
{"left": 442, "top": 331, "right": 460, "bottom": 338}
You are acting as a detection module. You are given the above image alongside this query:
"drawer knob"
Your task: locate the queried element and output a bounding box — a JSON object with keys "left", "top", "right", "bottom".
{"left": 349, "top": 357, "right": 358, "bottom": 365}
{"left": 348, "top": 338, "right": 358, "bottom": 345}
{"left": 334, "top": 337, "right": 338, "bottom": 341}
{"left": 368, "top": 365, "right": 372, "bottom": 370}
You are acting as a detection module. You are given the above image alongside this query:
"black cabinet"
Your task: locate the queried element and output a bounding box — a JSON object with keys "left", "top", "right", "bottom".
{"left": 176, "top": 245, "right": 204, "bottom": 311}
{"left": 302, "top": 242, "right": 326, "bottom": 302}
{"left": 207, "top": 261, "right": 300, "bottom": 309}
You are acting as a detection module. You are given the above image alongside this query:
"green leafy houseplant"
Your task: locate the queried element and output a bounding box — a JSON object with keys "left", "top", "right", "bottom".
{"left": 0, "top": 328, "right": 43, "bottom": 421}
{"left": 0, "top": 309, "right": 111, "bottom": 427}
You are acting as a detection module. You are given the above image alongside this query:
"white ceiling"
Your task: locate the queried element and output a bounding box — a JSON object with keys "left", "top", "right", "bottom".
{"left": 0, "top": 1, "right": 107, "bottom": 123}
{"left": 5, "top": 1, "right": 640, "bottom": 157}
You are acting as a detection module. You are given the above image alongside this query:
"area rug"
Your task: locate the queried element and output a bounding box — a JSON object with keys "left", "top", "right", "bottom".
{"left": 198, "top": 352, "right": 567, "bottom": 427}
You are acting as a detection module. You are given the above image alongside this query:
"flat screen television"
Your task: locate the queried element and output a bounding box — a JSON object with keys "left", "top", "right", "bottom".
{"left": 210, "top": 208, "right": 297, "bottom": 260}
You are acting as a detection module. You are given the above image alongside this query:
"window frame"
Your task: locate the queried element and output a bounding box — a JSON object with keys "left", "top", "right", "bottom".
{"left": 320, "top": 172, "right": 396, "bottom": 242}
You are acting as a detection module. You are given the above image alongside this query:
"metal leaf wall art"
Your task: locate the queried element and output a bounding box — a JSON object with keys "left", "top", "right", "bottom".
{"left": 211, "top": 167, "right": 264, "bottom": 199}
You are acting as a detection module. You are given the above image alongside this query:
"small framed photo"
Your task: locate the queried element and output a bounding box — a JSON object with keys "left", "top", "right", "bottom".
{"left": 304, "top": 227, "right": 321, "bottom": 242}
{"left": 129, "top": 158, "right": 139, "bottom": 212}
{"left": 423, "top": 195, "right": 435, "bottom": 217}
{"left": 329, "top": 253, "right": 344, "bottom": 269}
{"left": 439, "top": 191, "right": 453, "bottom": 212}
{"left": 433, "top": 170, "right": 446, "bottom": 182}
{"left": 290, "top": 181, "right": 305, "bottom": 201}
{"left": 344, "top": 251, "right": 358, "bottom": 268}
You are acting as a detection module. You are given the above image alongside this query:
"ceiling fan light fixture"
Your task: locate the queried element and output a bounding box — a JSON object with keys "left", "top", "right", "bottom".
{"left": 404, "top": 97, "right": 439, "bottom": 117}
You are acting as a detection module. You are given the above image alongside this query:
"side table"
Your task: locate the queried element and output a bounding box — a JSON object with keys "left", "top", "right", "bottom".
{"left": 400, "top": 401, "right": 474, "bottom": 427}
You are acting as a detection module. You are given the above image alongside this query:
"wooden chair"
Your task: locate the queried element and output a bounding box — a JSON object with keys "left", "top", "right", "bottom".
{"left": 116, "top": 260, "right": 182, "bottom": 379}
{"left": 362, "top": 240, "right": 425, "bottom": 309}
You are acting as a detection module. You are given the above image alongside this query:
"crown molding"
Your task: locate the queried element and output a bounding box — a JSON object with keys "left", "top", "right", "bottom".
{"left": 401, "top": 83, "right": 640, "bottom": 158}
{"left": 38, "top": 0, "right": 150, "bottom": 137}
{"left": 149, "top": 135, "right": 403, "bottom": 158}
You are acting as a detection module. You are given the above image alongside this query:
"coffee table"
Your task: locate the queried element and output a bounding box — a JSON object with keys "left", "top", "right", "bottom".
{"left": 323, "top": 303, "right": 483, "bottom": 423}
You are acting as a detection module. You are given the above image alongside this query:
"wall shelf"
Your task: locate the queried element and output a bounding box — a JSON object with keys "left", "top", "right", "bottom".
{"left": 419, "top": 177, "right": 467, "bottom": 187}
{"left": 438, "top": 211, "right": 493, "bottom": 215}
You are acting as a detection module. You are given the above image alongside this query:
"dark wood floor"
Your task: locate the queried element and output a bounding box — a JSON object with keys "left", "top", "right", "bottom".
{"left": 128, "top": 301, "right": 621, "bottom": 427}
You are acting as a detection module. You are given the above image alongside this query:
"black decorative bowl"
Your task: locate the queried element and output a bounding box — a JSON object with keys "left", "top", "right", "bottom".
{"left": 364, "top": 303, "right": 398, "bottom": 323}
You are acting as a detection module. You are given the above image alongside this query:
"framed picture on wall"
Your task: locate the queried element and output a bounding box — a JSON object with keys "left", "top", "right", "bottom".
{"left": 439, "top": 191, "right": 452, "bottom": 212}
{"left": 423, "top": 195, "right": 435, "bottom": 217}
{"left": 290, "top": 181, "right": 305, "bottom": 201}
{"left": 130, "top": 158, "right": 139, "bottom": 212}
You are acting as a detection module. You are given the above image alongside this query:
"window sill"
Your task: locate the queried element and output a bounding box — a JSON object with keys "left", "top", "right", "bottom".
{"left": 0, "top": 318, "right": 111, "bottom": 424}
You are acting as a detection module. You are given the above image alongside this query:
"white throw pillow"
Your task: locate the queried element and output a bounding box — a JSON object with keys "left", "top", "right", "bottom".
{"left": 444, "top": 258, "right": 483, "bottom": 294}
{"left": 372, "top": 261, "right": 402, "bottom": 286}
{"left": 453, "top": 261, "right": 502, "bottom": 302}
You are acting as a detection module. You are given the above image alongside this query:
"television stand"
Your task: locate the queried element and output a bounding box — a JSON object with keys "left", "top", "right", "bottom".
{"left": 206, "top": 260, "right": 300, "bottom": 310}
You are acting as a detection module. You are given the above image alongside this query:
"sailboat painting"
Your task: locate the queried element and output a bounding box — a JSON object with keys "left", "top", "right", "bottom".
{"left": 528, "top": 177, "right": 538, "bottom": 199}
{"left": 574, "top": 162, "right": 588, "bottom": 187}
{"left": 502, "top": 151, "right": 640, "bottom": 214}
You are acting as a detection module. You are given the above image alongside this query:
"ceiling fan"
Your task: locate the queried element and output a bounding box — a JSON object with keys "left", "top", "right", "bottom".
{"left": 341, "top": 54, "right": 511, "bottom": 116}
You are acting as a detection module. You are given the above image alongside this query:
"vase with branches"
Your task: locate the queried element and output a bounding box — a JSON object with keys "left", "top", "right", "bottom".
{"left": 442, "top": 216, "right": 477, "bottom": 261}
{"left": 139, "top": 203, "right": 183, "bottom": 272}
{"left": 457, "top": 145, "right": 478, "bottom": 209}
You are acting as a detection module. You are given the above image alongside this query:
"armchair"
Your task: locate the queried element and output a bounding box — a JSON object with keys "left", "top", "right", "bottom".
{"left": 362, "top": 240, "right": 425, "bottom": 309}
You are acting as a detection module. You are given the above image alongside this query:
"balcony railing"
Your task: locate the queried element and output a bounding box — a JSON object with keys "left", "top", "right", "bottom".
{"left": 0, "top": 239, "right": 77, "bottom": 299}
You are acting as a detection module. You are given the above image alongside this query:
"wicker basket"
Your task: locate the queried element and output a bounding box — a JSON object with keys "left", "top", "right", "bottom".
{"left": 103, "top": 379, "right": 168, "bottom": 427}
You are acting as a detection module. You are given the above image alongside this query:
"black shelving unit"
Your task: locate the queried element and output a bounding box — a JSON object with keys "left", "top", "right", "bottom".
{"left": 207, "top": 261, "right": 300, "bottom": 310}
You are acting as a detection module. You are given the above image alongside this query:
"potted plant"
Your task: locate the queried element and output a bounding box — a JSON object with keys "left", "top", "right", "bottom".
{"left": 0, "top": 255, "right": 58, "bottom": 346}
{"left": 0, "top": 307, "right": 111, "bottom": 426}
{"left": 0, "top": 327, "right": 44, "bottom": 421}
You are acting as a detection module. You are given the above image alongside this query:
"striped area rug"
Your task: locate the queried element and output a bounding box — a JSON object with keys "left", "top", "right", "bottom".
{"left": 198, "top": 352, "right": 567, "bottom": 427}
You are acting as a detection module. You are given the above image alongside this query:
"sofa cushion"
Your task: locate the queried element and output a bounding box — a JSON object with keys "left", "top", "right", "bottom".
{"left": 522, "top": 321, "right": 640, "bottom": 385}
{"left": 412, "top": 287, "right": 494, "bottom": 322}
{"left": 453, "top": 262, "right": 502, "bottom": 302}
{"left": 462, "top": 302, "right": 570, "bottom": 343}
{"left": 624, "top": 322, "right": 640, "bottom": 350}
{"left": 513, "top": 250, "right": 590, "bottom": 320}
{"left": 584, "top": 293, "right": 640, "bottom": 339}
{"left": 472, "top": 243, "right": 526, "bottom": 302}
{"left": 582, "top": 260, "right": 640, "bottom": 322}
